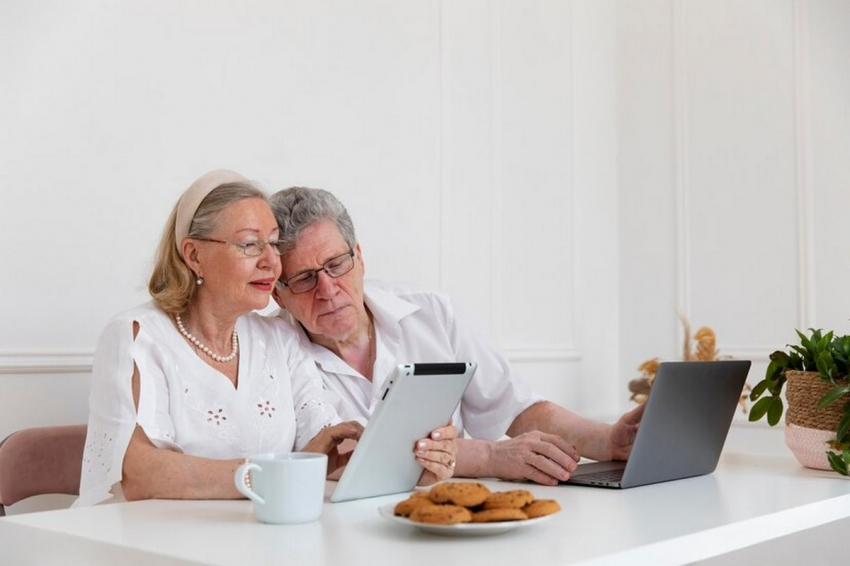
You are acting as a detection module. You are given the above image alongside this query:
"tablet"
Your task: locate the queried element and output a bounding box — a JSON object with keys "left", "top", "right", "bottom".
{"left": 330, "top": 362, "right": 476, "bottom": 503}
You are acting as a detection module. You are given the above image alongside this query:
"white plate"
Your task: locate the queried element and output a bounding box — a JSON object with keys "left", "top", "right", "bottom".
{"left": 378, "top": 504, "right": 558, "bottom": 537}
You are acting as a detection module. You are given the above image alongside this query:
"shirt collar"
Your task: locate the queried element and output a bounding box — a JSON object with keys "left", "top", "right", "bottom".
{"left": 274, "top": 280, "right": 420, "bottom": 378}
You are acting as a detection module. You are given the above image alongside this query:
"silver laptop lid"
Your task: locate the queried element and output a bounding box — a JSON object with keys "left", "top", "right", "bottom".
{"left": 621, "top": 360, "right": 751, "bottom": 487}
{"left": 568, "top": 360, "right": 750, "bottom": 489}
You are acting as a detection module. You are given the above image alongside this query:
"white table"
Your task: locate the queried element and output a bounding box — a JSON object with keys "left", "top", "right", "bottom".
{"left": 2, "top": 424, "right": 849, "bottom": 566}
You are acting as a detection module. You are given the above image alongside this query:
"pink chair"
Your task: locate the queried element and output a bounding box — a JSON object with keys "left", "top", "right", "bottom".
{"left": 0, "top": 424, "right": 87, "bottom": 516}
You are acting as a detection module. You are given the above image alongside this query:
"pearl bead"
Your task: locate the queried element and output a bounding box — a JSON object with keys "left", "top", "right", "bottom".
{"left": 175, "top": 313, "right": 239, "bottom": 363}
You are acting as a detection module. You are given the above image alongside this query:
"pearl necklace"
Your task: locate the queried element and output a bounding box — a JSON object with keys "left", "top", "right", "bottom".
{"left": 175, "top": 313, "right": 239, "bottom": 363}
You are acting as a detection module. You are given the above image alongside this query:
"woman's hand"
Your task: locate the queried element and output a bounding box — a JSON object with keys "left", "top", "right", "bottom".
{"left": 415, "top": 424, "right": 458, "bottom": 486}
{"left": 301, "top": 421, "right": 364, "bottom": 477}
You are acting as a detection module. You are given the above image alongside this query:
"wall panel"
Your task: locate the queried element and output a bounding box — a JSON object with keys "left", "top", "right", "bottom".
{"left": 682, "top": 0, "right": 799, "bottom": 351}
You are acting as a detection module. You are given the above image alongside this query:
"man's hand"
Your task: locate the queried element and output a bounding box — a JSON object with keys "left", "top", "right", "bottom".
{"left": 606, "top": 403, "right": 645, "bottom": 461}
{"left": 489, "top": 431, "right": 579, "bottom": 486}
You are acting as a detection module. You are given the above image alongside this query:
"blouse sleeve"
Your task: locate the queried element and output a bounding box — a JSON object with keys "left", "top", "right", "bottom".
{"left": 73, "top": 315, "right": 140, "bottom": 507}
{"left": 74, "top": 311, "right": 179, "bottom": 507}
{"left": 277, "top": 323, "right": 341, "bottom": 450}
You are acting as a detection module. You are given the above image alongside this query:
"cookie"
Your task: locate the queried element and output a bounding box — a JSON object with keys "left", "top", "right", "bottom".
{"left": 471, "top": 508, "right": 528, "bottom": 523}
{"left": 427, "top": 482, "right": 491, "bottom": 507}
{"left": 482, "top": 489, "right": 535, "bottom": 510}
{"left": 394, "top": 495, "right": 438, "bottom": 517}
{"left": 409, "top": 504, "right": 473, "bottom": 525}
{"left": 522, "top": 499, "right": 561, "bottom": 518}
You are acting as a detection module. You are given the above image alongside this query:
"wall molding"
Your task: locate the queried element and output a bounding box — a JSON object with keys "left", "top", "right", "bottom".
{"left": 0, "top": 347, "right": 581, "bottom": 375}
{"left": 672, "top": 0, "right": 691, "bottom": 322}
{"left": 793, "top": 0, "right": 816, "bottom": 330}
{"left": 504, "top": 348, "right": 582, "bottom": 363}
{"left": 489, "top": 0, "right": 504, "bottom": 344}
{"left": 0, "top": 351, "right": 94, "bottom": 375}
{"left": 716, "top": 347, "right": 771, "bottom": 363}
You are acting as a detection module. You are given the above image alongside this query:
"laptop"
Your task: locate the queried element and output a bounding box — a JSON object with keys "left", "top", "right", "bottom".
{"left": 566, "top": 360, "right": 751, "bottom": 489}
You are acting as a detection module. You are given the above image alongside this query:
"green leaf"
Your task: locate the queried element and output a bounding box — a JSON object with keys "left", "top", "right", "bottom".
{"left": 796, "top": 329, "right": 813, "bottom": 350}
{"left": 765, "top": 360, "right": 781, "bottom": 378}
{"left": 817, "top": 385, "right": 850, "bottom": 408}
{"left": 837, "top": 411, "right": 850, "bottom": 443}
{"left": 769, "top": 350, "right": 790, "bottom": 364}
{"left": 749, "top": 397, "right": 774, "bottom": 422}
{"left": 817, "top": 333, "right": 831, "bottom": 353}
{"left": 789, "top": 345, "right": 808, "bottom": 359}
{"left": 750, "top": 380, "right": 769, "bottom": 401}
{"left": 788, "top": 352, "right": 804, "bottom": 370}
{"left": 827, "top": 451, "right": 849, "bottom": 476}
{"left": 816, "top": 351, "right": 836, "bottom": 380}
{"left": 767, "top": 397, "right": 784, "bottom": 426}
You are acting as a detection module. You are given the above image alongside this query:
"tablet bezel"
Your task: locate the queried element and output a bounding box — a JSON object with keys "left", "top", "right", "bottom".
{"left": 329, "top": 362, "right": 476, "bottom": 503}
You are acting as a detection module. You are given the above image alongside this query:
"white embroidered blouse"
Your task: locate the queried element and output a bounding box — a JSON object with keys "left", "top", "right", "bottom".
{"left": 74, "top": 302, "right": 338, "bottom": 507}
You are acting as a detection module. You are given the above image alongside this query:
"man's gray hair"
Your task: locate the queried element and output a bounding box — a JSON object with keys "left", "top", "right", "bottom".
{"left": 269, "top": 187, "right": 357, "bottom": 253}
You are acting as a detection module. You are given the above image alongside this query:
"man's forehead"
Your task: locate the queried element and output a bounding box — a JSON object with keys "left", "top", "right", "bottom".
{"left": 285, "top": 222, "right": 348, "bottom": 266}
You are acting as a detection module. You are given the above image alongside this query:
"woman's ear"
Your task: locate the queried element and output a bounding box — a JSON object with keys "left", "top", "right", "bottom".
{"left": 181, "top": 239, "right": 202, "bottom": 276}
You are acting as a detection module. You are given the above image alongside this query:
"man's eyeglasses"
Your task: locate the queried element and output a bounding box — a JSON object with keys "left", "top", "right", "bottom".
{"left": 277, "top": 250, "right": 355, "bottom": 294}
{"left": 194, "top": 237, "right": 284, "bottom": 257}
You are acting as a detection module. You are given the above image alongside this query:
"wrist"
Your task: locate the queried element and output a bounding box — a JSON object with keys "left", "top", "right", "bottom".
{"left": 454, "top": 437, "right": 495, "bottom": 478}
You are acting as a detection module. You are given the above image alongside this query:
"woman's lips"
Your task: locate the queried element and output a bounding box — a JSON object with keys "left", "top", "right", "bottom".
{"left": 249, "top": 278, "right": 276, "bottom": 292}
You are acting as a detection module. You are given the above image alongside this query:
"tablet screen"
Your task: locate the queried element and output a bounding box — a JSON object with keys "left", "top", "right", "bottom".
{"left": 330, "top": 362, "right": 476, "bottom": 503}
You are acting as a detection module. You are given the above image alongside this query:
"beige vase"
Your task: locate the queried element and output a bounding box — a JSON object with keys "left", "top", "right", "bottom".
{"left": 784, "top": 370, "right": 844, "bottom": 470}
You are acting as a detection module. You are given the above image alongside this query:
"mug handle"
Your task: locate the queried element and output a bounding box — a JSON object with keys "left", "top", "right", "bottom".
{"left": 234, "top": 462, "right": 265, "bottom": 505}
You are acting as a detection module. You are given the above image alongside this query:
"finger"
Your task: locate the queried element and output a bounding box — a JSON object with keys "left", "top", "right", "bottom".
{"left": 334, "top": 448, "right": 355, "bottom": 470}
{"left": 414, "top": 448, "right": 454, "bottom": 471}
{"left": 415, "top": 443, "right": 456, "bottom": 468}
{"left": 521, "top": 463, "right": 562, "bottom": 486}
{"left": 623, "top": 403, "right": 646, "bottom": 424}
{"left": 308, "top": 423, "right": 362, "bottom": 453}
{"left": 525, "top": 444, "right": 576, "bottom": 481}
{"left": 417, "top": 457, "right": 454, "bottom": 483}
{"left": 415, "top": 439, "right": 456, "bottom": 458}
{"left": 429, "top": 425, "right": 457, "bottom": 441}
{"left": 417, "top": 469, "right": 439, "bottom": 487}
{"left": 532, "top": 442, "right": 578, "bottom": 476}
{"left": 536, "top": 433, "right": 580, "bottom": 462}
{"left": 340, "top": 420, "right": 365, "bottom": 437}
{"left": 329, "top": 422, "right": 364, "bottom": 442}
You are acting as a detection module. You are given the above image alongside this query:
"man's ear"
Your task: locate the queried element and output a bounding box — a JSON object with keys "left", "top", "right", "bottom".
{"left": 354, "top": 242, "right": 364, "bottom": 273}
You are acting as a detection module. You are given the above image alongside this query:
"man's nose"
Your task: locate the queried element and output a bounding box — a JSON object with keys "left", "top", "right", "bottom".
{"left": 313, "top": 269, "right": 337, "bottom": 298}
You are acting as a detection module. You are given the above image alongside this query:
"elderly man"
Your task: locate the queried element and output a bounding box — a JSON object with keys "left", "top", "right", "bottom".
{"left": 269, "top": 187, "right": 643, "bottom": 485}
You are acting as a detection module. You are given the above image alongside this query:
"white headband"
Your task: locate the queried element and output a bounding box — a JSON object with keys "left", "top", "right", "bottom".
{"left": 175, "top": 169, "right": 248, "bottom": 258}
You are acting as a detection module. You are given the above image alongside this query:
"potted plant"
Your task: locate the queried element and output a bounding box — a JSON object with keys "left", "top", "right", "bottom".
{"left": 749, "top": 328, "right": 850, "bottom": 476}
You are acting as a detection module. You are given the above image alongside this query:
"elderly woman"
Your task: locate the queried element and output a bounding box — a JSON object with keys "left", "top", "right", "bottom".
{"left": 75, "top": 171, "right": 455, "bottom": 506}
{"left": 269, "top": 187, "right": 644, "bottom": 486}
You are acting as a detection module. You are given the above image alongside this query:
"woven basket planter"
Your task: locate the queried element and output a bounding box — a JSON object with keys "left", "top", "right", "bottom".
{"left": 784, "top": 370, "right": 845, "bottom": 470}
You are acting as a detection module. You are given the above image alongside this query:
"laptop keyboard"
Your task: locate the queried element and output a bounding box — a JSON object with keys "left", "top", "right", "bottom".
{"left": 574, "top": 469, "right": 624, "bottom": 483}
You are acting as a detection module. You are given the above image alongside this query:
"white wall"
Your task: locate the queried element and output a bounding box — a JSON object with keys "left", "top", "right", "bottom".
{"left": 1, "top": 0, "right": 848, "bottom": 439}
{"left": 617, "top": 0, "right": 850, "bottom": 421}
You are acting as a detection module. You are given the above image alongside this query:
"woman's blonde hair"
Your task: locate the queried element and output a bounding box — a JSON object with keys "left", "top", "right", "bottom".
{"left": 148, "top": 182, "right": 266, "bottom": 313}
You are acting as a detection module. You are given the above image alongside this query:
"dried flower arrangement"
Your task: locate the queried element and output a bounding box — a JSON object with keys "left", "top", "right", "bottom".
{"left": 628, "top": 315, "right": 750, "bottom": 412}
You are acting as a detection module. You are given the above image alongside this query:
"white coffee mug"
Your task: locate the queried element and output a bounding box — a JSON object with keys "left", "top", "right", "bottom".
{"left": 234, "top": 452, "right": 328, "bottom": 524}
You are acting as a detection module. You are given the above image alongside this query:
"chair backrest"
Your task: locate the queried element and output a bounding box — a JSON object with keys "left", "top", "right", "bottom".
{"left": 0, "top": 424, "right": 87, "bottom": 516}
